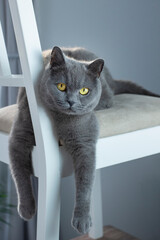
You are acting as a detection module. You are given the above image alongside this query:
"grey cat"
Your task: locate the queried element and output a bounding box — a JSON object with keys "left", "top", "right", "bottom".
{"left": 9, "top": 46, "right": 159, "bottom": 234}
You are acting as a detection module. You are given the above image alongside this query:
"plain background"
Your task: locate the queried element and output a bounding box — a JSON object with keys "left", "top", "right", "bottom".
{"left": 35, "top": 0, "right": 160, "bottom": 239}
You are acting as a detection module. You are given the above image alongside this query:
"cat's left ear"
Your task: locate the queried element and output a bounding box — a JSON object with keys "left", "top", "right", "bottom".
{"left": 87, "top": 59, "right": 104, "bottom": 78}
{"left": 50, "top": 46, "right": 65, "bottom": 68}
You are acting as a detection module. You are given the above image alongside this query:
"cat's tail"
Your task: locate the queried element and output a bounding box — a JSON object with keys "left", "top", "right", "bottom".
{"left": 112, "top": 79, "right": 160, "bottom": 97}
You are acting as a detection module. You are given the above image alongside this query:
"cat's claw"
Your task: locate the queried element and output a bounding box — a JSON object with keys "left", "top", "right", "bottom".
{"left": 71, "top": 214, "right": 92, "bottom": 234}
{"left": 18, "top": 199, "right": 36, "bottom": 221}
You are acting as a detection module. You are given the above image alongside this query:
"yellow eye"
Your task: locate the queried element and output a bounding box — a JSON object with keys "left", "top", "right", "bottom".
{"left": 79, "top": 88, "right": 89, "bottom": 95}
{"left": 57, "top": 83, "right": 66, "bottom": 91}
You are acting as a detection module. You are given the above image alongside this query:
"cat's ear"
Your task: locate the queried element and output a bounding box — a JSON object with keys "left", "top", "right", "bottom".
{"left": 50, "top": 46, "right": 65, "bottom": 68}
{"left": 87, "top": 59, "right": 104, "bottom": 78}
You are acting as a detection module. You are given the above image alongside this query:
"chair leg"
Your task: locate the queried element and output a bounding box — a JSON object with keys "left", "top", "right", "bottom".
{"left": 36, "top": 171, "right": 61, "bottom": 240}
{"left": 89, "top": 169, "right": 103, "bottom": 239}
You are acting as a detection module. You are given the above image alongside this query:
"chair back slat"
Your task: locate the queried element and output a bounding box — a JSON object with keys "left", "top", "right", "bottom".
{"left": 0, "top": 23, "right": 11, "bottom": 76}
{"left": 8, "top": 0, "right": 44, "bottom": 86}
{"left": 0, "top": 75, "right": 24, "bottom": 87}
{"left": 8, "top": 0, "right": 61, "bottom": 180}
{"left": 8, "top": 0, "right": 45, "bottom": 147}
{"left": 0, "top": 1, "right": 61, "bottom": 238}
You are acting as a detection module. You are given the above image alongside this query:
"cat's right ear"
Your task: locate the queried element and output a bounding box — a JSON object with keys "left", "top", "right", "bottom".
{"left": 50, "top": 46, "right": 65, "bottom": 68}
{"left": 87, "top": 59, "right": 104, "bottom": 78}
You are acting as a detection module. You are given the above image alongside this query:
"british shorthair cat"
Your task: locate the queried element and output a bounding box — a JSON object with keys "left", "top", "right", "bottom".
{"left": 9, "top": 46, "right": 159, "bottom": 234}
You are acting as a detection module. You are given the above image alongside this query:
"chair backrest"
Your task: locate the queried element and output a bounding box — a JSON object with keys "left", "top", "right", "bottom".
{"left": 0, "top": 23, "right": 11, "bottom": 76}
{"left": 0, "top": 0, "right": 61, "bottom": 178}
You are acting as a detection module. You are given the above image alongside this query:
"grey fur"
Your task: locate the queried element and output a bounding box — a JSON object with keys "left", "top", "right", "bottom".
{"left": 9, "top": 46, "right": 159, "bottom": 234}
{"left": 9, "top": 87, "right": 36, "bottom": 220}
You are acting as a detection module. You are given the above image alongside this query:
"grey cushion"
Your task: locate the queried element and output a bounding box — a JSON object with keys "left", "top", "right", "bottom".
{"left": 0, "top": 94, "right": 160, "bottom": 138}
{"left": 95, "top": 94, "right": 160, "bottom": 138}
{"left": 0, "top": 104, "right": 18, "bottom": 134}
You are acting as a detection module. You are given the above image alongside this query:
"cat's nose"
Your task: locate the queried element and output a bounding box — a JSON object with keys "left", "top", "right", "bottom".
{"left": 68, "top": 100, "right": 75, "bottom": 106}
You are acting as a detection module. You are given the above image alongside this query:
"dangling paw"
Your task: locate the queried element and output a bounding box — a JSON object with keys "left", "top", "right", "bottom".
{"left": 18, "top": 198, "right": 36, "bottom": 221}
{"left": 71, "top": 213, "right": 92, "bottom": 234}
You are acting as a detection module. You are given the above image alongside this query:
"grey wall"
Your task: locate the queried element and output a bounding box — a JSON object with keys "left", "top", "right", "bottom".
{"left": 36, "top": 0, "right": 160, "bottom": 239}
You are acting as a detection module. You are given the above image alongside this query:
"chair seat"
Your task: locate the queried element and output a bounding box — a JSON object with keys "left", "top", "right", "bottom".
{"left": 0, "top": 104, "right": 18, "bottom": 134}
{"left": 0, "top": 94, "right": 160, "bottom": 138}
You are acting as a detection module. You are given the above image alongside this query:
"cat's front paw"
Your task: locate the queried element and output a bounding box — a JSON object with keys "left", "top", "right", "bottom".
{"left": 18, "top": 199, "right": 36, "bottom": 221}
{"left": 71, "top": 214, "right": 92, "bottom": 234}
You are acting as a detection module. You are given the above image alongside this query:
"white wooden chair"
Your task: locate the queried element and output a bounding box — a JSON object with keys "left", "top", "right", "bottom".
{"left": 0, "top": 0, "right": 160, "bottom": 239}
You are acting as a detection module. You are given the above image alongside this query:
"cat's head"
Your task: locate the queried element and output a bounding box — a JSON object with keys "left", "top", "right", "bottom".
{"left": 40, "top": 46, "right": 104, "bottom": 115}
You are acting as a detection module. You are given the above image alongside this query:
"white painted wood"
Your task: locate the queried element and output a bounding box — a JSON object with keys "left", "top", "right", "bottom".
{"left": 96, "top": 126, "right": 160, "bottom": 170}
{"left": 34, "top": 108, "right": 61, "bottom": 240}
{"left": 0, "top": 23, "right": 11, "bottom": 76}
{"left": 1, "top": 125, "right": 160, "bottom": 177}
{"left": 37, "top": 164, "right": 61, "bottom": 240}
{"left": 0, "top": 75, "right": 24, "bottom": 87}
{"left": 89, "top": 169, "right": 103, "bottom": 239}
{"left": 8, "top": 0, "right": 61, "bottom": 239}
{"left": 59, "top": 126, "right": 160, "bottom": 176}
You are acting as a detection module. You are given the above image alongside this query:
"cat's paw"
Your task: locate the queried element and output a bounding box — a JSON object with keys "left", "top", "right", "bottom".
{"left": 18, "top": 199, "right": 36, "bottom": 221}
{"left": 71, "top": 214, "right": 92, "bottom": 234}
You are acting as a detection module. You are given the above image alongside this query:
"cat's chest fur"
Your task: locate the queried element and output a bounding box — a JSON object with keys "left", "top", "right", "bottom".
{"left": 51, "top": 111, "right": 99, "bottom": 146}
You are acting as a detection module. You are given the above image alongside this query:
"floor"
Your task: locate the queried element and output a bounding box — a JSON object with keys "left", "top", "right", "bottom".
{"left": 71, "top": 225, "right": 140, "bottom": 240}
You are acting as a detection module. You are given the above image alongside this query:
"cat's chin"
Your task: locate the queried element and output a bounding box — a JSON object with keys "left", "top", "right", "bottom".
{"left": 58, "top": 108, "right": 91, "bottom": 116}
